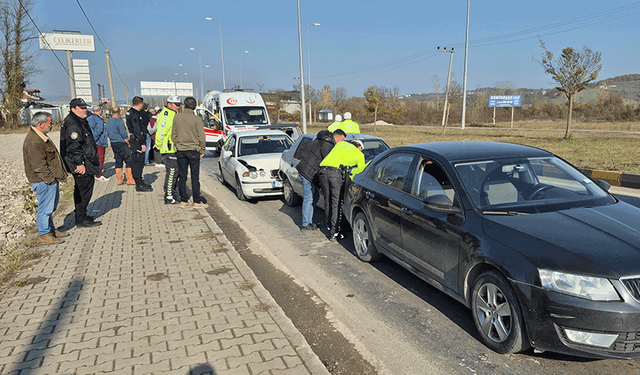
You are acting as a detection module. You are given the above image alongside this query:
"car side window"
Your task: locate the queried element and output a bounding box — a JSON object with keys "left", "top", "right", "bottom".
{"left": 411, "top": 159, "right": 456, "bottom": 204}
{"left": 224, "top": 135, "right": 236, "bottom": 155}
{"left": 293, "top": 137, "right": 313, "bottom": 159}
{"left": 373, "top": 153, "right": 415, "bottom": 193}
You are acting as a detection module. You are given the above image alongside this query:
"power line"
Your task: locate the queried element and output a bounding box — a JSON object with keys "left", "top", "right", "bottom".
{"left": 75, "top": 0, "right": 127, "bottom": 87}
{"left": 315, "top": 3, "right": 640, "bottom": 82}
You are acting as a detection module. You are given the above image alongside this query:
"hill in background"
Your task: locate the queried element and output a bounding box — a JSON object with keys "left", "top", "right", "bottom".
{"left": 404, "top": 73, "right": 640, "bottom": 106}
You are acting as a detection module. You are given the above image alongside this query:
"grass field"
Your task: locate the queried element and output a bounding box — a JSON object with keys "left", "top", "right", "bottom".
{"left": 307, "top": 120, "right": 640, "bottom": 174}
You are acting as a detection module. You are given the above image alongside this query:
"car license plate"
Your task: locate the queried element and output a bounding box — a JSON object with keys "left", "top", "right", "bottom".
{"left": 273, "top": 181, "right": 283, "bottom": 188}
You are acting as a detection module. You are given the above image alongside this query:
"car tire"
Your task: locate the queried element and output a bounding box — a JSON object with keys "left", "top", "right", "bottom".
{"left": 471, "top": 271, "right": 530, "bottom": 354}
{"left": 352, "top": 212, "right": 380, "bottom": 262}
{"left": 283, "top": 177, "right": 301, "bottom": 207}
{"left": 235, "top": 175, "right": 247, "bottom": 201}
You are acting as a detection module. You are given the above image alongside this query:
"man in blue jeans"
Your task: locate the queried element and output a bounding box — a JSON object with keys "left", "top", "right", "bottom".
{"left": 171, "top": 96, "right": 207, "bottom": 208}
{"left": 23, "top": 112, "right": 69, "bottom": 244}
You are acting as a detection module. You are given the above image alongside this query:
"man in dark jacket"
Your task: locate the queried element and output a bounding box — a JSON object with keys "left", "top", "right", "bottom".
{"left": 126, "top": 96, "right": 152, "bottom": 192}
{"left": 295, "top": 129, "right": 346, "bottom": 230}
{"left": 60, "top": 98, "right": 102, "bottom": 227}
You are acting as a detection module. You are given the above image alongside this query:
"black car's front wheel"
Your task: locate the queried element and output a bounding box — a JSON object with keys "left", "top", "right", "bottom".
{"left": 352, "top": 212, "right": 380, "bottom": 262}
{"left": 471, "top": 271, "right": 529, "bottom": 354}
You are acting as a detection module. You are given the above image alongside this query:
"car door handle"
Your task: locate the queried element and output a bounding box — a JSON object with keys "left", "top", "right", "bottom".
{"left": 402, "top": 207, "right": 413, "bottom": 215}
{"left": 365, "top": 191, "right": 375, "bottom": 199}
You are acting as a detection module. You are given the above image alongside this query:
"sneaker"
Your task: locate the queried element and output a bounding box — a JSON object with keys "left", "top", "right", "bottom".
{"left": 40, "top": 233, "right": 63, "bottom": 245}
{"left": 95, "top": 175, "right": 110, "bottom": 181}
{"left": 300, "top": 223, "right": 318, "bottom": 231}
{"left": 156, "top": 163, "right": 165, "bottom": 168}
{"left": 164, "top": 197, "right": 179, "bottom": 205}
{"left": 329, "top": 232, "right": 344, "bottom": 242}
{"left": 193, "top": 202, "right": 209, "bottom": 209}
{"left": 180, "top": 202, "right": 191, "bottom": 208}
{"left": 136, "top": 184, "right": 153, "bottom": 192}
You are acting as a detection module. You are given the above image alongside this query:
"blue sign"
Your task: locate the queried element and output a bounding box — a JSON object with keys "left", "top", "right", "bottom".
{"left": 489, "top": 95, "right": 522, "bottom": 108}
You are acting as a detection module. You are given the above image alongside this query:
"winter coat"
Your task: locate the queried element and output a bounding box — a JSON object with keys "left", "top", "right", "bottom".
{"left": 296, "top": 130, "right": 335, "bottom": 183}
{"left": 60, "top": 111, "right": 101, "bottom": 175}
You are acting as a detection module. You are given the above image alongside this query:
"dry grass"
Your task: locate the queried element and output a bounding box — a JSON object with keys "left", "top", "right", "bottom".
{"left": 308, "top": 121, "right": 640, "bottom": 174}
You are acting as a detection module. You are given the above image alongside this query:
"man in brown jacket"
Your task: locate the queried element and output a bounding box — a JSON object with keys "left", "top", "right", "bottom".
{"left": 171, "top": 96, "right": 207, "bottom": 208}
{"left": 23, "top": 112, "right": 69, "bottom": 244}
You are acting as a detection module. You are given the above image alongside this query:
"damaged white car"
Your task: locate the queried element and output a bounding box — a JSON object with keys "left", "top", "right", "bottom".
{"left": 218, "top": 130, "right": 294, "bottom": 201}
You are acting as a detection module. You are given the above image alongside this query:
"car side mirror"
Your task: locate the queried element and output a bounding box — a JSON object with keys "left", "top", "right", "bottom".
{"left": 595, "top": 180, "right": 610, "bottom": 192}
{"left": 222, "top": 149, "right": 232, "bottom": 158}
{"left": 423, "top": 194, "right": 461, "bottom": 215}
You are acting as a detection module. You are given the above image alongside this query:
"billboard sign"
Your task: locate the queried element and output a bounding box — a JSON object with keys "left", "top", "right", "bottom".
{"left": 39, "top": 33, "right": 95, "bottom": 52}
{"left": 140, "top": 81, "right": 194, "bottom": 97}
{"left": 73, "top": 59, "right": 92, "bottom": 102}
{"left": 489, "top": 95, "right": 521, "bottom": 108}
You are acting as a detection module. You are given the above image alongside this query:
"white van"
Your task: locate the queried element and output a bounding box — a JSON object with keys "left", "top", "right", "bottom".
{"left": 203, "top": 89, "right": 271, "bottom": 151}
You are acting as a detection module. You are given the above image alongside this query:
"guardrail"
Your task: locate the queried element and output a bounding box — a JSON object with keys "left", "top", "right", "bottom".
{"left": 579, "top": 169, "right": 640, "bottom": 189}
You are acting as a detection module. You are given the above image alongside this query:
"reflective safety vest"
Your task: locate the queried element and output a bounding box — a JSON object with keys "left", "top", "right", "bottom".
{"left": 319, "top": 141, "right": 367, "bottom": 178}
{"left": 340, "top": 119, "right": 360, "bottom": 133}
{"left": 155, "top": 107, "right": 177, "bottom": 154}
{"left": 328, "top": 121, "right": 342, "bottom": 132}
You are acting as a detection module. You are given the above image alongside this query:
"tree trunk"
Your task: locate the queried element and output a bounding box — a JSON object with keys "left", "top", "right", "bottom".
{"left": 373, "top": 104, "right": 378, "bottom": 132}
{"left": 565, "top": 94, "right": 573, "bottom": 139}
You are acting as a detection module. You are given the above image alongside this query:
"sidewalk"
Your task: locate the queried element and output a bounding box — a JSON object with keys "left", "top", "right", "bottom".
{"left": 0, "top": 165, "right": 329, "bottom": 375}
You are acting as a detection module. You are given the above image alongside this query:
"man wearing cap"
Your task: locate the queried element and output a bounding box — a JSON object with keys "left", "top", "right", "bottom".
{"left": 126, "top": 96, "right": 152, "bottom": 192}
{"left": 155, "top": 95, "right": 182, "bottom": 204}
{"left": 87, "top": 105, "right": 109, "bottom": 181}
{"left": 23, "top": 112, "right": 69, "bottom": 244}
{"left": 318, "top": 138, "right": 366, "bottom": 241}
{"left": 339, "top": 112, "right": 360, "bottom": 133}
{"left": 60, "top": 98, "right": 102, "bottom": 227}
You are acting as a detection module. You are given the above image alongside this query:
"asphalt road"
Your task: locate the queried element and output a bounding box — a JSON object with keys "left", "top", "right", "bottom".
{"left": 198, "top": 152, "right": 640, "bottom": 375}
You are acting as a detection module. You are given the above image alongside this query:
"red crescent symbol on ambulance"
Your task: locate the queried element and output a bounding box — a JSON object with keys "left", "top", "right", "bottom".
{"left": 227, "top": 98, "right": 237, "bottom": 105}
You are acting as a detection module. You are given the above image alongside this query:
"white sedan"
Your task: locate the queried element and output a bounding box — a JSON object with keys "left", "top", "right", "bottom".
{"left": 218, "top": 130, "right": 294, "bottom": 201}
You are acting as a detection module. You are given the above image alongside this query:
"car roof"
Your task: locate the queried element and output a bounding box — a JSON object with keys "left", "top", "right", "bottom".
{"left": 233, "top": 129, "right": 291, "bottom": 137}
{"left": 300, "top": 132, "right": 385, "bottom": 141}
{"left": 392, "top": 141, "right": 552, "bottom": 163}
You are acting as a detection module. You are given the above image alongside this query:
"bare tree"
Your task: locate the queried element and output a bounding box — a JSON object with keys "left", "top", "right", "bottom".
{"left": 332, "top": 87, "right": 347, "bottom": 114}
{"left": 536, "top": 40, "right": 602, "bottom": 139}
{"left": 432, "top": 75, "right": 441, "bottom": 111}
{"left": 1, "top": 0, "right": 37, "bottom": 129}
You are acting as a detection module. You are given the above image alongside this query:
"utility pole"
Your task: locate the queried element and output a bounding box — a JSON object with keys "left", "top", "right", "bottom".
{"left": 105, "top": 49, "right": 115, "bottom": 107}
{"left": 296, "top": 0, "right": 307, "bottom": 133}
{"left": 461, "top": 0, "right": 470, "bottom": 129}
{"left": 438, "top": 47, "right": 454, "bottom": 128}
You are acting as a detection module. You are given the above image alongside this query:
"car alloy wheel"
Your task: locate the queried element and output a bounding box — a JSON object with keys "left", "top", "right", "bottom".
{"left": 283, "top": 177, "right": 300, "bottom": 207}
{"left": 235, "top": 175, "right": 247, "bottom": 201}
{"left": 352, "top": 212, "right": 380, "bottom": 262}
{"left": 471, "top": 271, "right": 529, "bottom": 354}
{"left": 218, "top": 162, "right": 227, "bottom": 186}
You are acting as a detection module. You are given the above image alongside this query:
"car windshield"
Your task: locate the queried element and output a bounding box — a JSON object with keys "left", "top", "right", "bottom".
{"left": 454, "top": 156, "right": 615, "bottom": 213}
{"left": 239, "top": 135, "right": 293, "bottom": 156}
{"left": 360, "top": 139, "right": 390, "bottom": 162}
{"left": 224, "top": 107, "right": 268, "bottom": 125}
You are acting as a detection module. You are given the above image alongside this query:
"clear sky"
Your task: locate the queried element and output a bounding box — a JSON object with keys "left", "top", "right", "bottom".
{"left": 29, "top": 0, "right": 640, "bottom": 104}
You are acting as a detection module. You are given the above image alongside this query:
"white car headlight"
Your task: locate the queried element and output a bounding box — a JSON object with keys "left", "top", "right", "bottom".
{"left": 538, "top": 269, "right": 620, "bottom": 301}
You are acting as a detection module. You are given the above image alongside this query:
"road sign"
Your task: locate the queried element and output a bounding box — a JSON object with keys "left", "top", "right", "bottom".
{"left": 489, "top": 95, "right": 521, "bottom": 108}
{"left": 39, "top": 33, "right": 95, "bottom": 52}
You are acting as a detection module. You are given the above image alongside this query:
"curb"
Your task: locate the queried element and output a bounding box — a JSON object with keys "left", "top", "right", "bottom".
{"left": 579, "top": 169, "right": 640, "bottom": 189}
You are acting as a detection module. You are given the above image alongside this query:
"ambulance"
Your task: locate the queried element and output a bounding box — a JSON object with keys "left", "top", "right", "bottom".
{"left": 201, "top": 89, "right": 271, "bottom": 152}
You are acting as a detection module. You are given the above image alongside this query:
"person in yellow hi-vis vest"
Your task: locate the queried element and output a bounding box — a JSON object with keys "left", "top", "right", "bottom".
{"left": 339, "top": 112, "right": 360, "bottom": 133}
{"left": 327, "top": 114, "right": 342, "bottom": 132}
{"left": 318, "top": 139, "right": 366, "bottom": 241}
{"left": 155, "top": 95, "right": 182, "bottom": 204}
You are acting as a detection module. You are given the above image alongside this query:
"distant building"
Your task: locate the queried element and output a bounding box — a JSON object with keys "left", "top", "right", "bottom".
{"left": 318, "top": 109, "right": 333, "bottom": 122}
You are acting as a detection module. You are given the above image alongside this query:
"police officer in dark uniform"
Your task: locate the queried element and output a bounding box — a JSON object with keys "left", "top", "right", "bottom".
{"left": 126, "top": 96, "right": 152, "bottom": 192}
{"left": 60, "top": 98, "right": 102, "bottom": 227}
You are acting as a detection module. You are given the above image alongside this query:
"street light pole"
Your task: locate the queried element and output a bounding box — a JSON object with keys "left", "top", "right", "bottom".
{"left": 296, "top": 0, "right": 307, "bottom": 133}
{"left": 461, "top": 0, "right": 470, "bottom": 129}
{"left": 190, "top": 47, "right": 204, "bottom": 104}
{"left": 306, "top": 23, "right": 320, "bottom": 125}
{"left": 239, "top": 51, "right": 248, "bottom": 88}
{"left": 205, "top": 17, "right": 226, "bottom": 90}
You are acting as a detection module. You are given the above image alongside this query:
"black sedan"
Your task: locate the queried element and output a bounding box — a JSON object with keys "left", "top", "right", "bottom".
{"left": 343, "top": 141, "right": 640, "bottom": 359}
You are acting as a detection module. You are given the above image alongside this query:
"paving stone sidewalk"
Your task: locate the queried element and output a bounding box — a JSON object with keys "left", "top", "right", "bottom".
{"left": 0, "top": 166, "right": 329, "bottom": 375}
